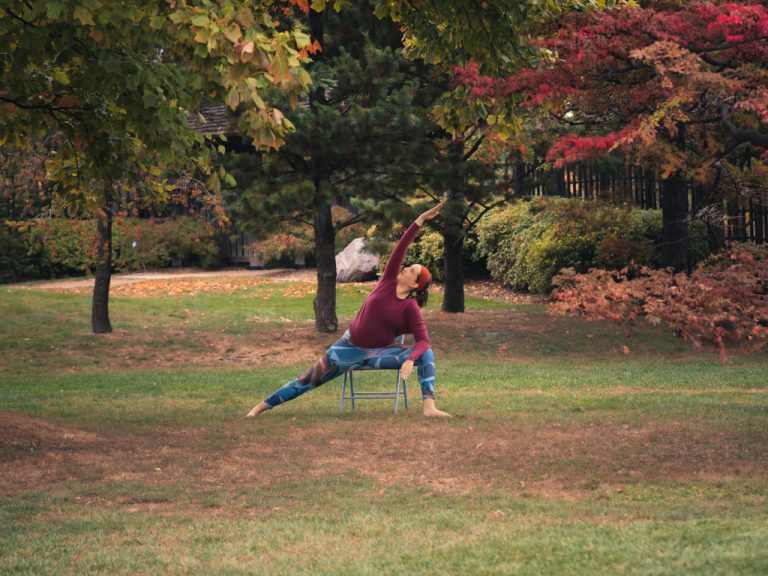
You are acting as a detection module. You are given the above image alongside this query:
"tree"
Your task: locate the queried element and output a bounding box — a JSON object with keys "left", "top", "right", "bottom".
{"left": 361, "top": 0, "right": 627, "bottom": 311}
{"left": 454, "top": 0, "right": 768, "bottom": 271}
{"left": 225, "top": 3, "right": 440, "bottom": 332}
{"left": 0, "top": 0, "right": 312, "bottom": 332}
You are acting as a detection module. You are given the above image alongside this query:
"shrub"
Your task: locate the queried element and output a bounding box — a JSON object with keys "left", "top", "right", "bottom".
{"left": 0, "top": 222, "right": 46, "bottom": 282}
{"left": 406, "top": 228, "right": 484, "bottom": 281}
{"left": 3, "top": 217, "right": 223, "bottom": 282}
{"left": 476, "top": 197, "right": 711, "bottom": 293}
{"left": 254, "top": 232, "right": 314, "bottom": 267}
{"left": 550, "top": 243, "right": 768, "bottom": 362}
{"left": 114, "top": 217, "right": 223, "bottom": 271}
{"left": 410, "top": 229, "right": 444, "bottom": 280}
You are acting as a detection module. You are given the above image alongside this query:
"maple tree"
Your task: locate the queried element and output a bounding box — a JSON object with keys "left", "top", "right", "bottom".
{"left": 455, "top": 0, "right": 768, "bottom": 272}
{"left": 0, "top": 0, "right": 312, "bottom": 332}
{"left": 550, "top": 243, "right": 768, "bottom": 362}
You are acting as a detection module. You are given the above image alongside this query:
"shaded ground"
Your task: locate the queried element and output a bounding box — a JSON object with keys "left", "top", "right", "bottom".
{"left": 7, "top": 269, "right": 556, "bottom": 371}
{"left": 16, "top": 307, "right": 670, "bottom": 373}
{"left": 2, "top": 410, "right": 766, "bottom": 508}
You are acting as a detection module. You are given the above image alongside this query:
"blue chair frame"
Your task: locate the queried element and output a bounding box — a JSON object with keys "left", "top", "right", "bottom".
{"left": 339, "top": 335, "right": 408, "bottom": 414}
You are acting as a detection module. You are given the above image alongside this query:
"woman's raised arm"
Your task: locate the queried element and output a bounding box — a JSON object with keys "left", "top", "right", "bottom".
{"left": 381, "top": 201, "right": 446, "bottom": 280}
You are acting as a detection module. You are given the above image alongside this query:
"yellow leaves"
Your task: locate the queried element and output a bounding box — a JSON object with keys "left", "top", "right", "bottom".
{"left": 296, "top": 67, "right": 312, "bottom": 88}
{"left": 631, "top": 40, "right": 743, "bottom": 95}
{"left": 224, "top": 23, "right": 242, "bottom": 43}
{"left": 227, "top": 62, "right": 249, "bottom": 82}
{"left": 293, "top": 30, "right": 312, "bottom": 51}
{"left": 72, "top": 6, "right": 94, "bottom": 26}
{"left": 51, "top": 69, "right": 70, "bottom": 85}
{"left": 312, "top": 0, "right": 350, "bottom": 11}
{"left": 225, "top": 87, "right": 240, "bottom": 110}
{"left": 267, "top": 48, "right": 293, "bottom": 85}
{"left": 239, "top": 40, "right": 255, "bottom": 63}
{"left": 631, "top": 42, "right": 699, "bottom": 78}
{"left": 190, "top": 14, "right": 210, "bottom": 27}
{"left": 194, "top": 27, "right": 211, "bottom": 44}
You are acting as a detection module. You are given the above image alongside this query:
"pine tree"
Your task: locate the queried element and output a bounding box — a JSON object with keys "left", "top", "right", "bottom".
{"left": 225, "top": 3, "right": 439, "bottom": 332}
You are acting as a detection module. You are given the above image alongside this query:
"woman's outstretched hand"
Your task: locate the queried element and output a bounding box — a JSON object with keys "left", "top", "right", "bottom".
{"left": 415, "top": 200, "right": 446, "bottom": 226}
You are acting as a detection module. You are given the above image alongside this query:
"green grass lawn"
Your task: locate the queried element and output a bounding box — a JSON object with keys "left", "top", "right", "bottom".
{"left": 1, "top": 278, "right": 767, "bottom": 575}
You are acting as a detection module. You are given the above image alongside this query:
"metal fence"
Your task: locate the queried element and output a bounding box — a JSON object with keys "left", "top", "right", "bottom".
{"left": 509, "top": 161, "right": 767, "bottom": 243}
{"left": 223, "top": 227, "right": 260, "bottom": 265}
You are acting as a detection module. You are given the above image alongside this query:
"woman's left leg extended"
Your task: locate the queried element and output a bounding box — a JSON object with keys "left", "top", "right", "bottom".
{"left": 263, "top": 338, "right": 366, "bottom": 408}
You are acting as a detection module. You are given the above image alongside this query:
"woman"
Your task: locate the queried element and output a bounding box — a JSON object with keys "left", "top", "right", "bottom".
{"left": 246, "top": 201, "right": 451, "bottom": 418}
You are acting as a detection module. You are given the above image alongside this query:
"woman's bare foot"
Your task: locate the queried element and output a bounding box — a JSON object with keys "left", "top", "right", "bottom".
{"left": 423, "top": 407, "right": 452, "bottom": 418}
{"left": 246, "top": 402, "right": 270, "bottom": 418}
{"left": 422, "top": 397, "right": 451, "bottom": 418}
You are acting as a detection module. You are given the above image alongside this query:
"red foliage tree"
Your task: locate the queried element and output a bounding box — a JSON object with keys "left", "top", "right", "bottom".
{"left": 455, "top": 0, "right": 768, "bottom": 271}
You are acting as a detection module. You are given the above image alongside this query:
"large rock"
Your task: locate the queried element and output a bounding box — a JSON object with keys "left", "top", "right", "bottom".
{"left": 336, "top": 238, "right": 379, "bottom": 282}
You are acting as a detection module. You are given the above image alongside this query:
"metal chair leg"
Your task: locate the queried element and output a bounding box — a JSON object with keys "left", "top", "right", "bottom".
{"left": 340, "top": 373, "right": 347, "bottom": 413}
{"left": 338, "top": 338, "right": 412, "bottom": 413}
{"left": 394, "top": 374, "right": 401, "bottom": 414}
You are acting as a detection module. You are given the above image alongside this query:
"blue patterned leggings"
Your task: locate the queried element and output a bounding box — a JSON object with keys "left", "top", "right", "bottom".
{"left": 263, "top": 331, "right": 436, "bottom": 408}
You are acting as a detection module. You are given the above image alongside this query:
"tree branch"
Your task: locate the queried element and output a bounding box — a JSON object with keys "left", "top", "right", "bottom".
{"left": 462, "top": 133, "right": 486, "bottom": 161}
{"left": 5, "top": 8, "right": 37, "bottom": 28}
{"left": 335, "top": 212, "right": 366, "bottom": 231}
{"left": 721, "top": 102, "right": 768, "bottom": 148}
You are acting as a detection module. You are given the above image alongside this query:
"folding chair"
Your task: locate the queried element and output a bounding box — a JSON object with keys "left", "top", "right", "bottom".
{"left": 339, "top": 335, "right": 408, "bottom": 414}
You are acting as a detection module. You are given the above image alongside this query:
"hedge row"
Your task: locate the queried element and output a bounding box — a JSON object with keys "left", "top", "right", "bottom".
{"left": 474, "top": 197, "right": 710, "bottom": 292}
{"left": 1, "top": 216, "right": 223, "bottom": 283}
{"left": 2, "top": 199, "right": 714, "bottom": 291}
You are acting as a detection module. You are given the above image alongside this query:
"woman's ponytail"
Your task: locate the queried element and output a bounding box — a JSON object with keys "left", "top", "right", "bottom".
{"left": 413, "top": 265, "right": 432, "bottom": 308}
{"left": 414, "top": 286, "right": 430, "bottom": 308}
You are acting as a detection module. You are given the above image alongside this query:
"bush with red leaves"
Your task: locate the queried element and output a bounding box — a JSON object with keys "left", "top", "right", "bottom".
{"left": 550, "top": 243, "right": 768, "bottom": 362}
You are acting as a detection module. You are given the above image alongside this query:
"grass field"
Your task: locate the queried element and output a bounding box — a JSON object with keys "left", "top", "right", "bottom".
{"left": 1, "top": 274, "right": 767, "bottom": 575}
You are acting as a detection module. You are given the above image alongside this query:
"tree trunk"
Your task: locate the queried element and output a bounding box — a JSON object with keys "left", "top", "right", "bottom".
{"left": 313, "top": 196, "right": 338, "bottom": 333}
{"left": 442, "top": 223, "right": 465, "bottom": 313}
{"left": 661, "top": 172, "right": 689, "bottom": 273}
{"left": 441, "top": 139, "right": 466, "bottom": 313}
{"left": 91, "top": 189, "right": 113, "bottom": 333}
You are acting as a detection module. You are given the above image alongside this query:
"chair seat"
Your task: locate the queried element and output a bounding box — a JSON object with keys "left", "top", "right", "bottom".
{"left": 339, "top": 335, "right": 408, "bottom": 414}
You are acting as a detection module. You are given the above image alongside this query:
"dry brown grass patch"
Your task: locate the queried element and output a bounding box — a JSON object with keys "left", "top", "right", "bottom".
{"left": 2, "top": 411, "right": 766, "bottom": 509}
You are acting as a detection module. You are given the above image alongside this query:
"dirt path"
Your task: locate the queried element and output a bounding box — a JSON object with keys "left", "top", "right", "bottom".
{"left": 11, "top": 267, "right": 317, "bottom": 291}
{"left": 11, "top": 267, "right": 547, "bottom": 306}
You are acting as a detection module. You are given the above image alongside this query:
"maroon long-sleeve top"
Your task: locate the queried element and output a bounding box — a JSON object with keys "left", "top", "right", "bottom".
{"left": 348, "top": 222, "right": 430, "bottom": 361}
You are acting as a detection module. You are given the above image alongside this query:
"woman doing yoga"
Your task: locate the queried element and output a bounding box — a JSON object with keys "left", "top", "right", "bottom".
{"left": 246, "top": 201, "right": 451, "bottom": 418}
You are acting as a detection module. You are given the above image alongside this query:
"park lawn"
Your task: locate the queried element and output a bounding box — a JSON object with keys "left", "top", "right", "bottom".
{"left": 1, "top": 278, "right": 767, "bottom": 575}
